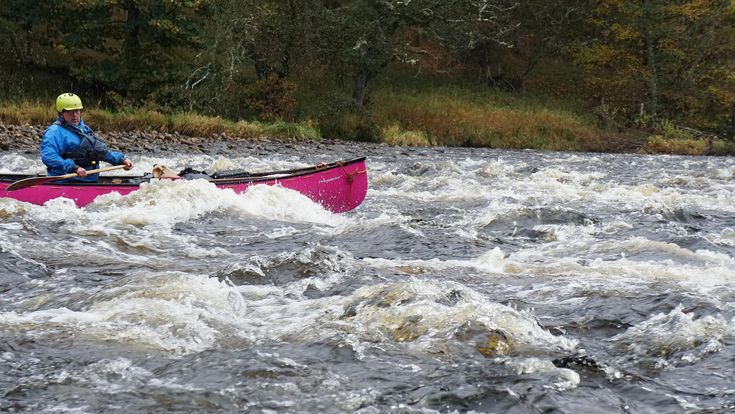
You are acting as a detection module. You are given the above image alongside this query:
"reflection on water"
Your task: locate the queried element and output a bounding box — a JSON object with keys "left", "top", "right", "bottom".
{"left": 1, "top": 145, "right": 735, "bottom": 413}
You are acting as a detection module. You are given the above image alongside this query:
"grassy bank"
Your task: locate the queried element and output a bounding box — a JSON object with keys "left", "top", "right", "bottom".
{"left": 0, "top": 101, "right": 321, "bottom": 141}
{"left": 1, "top": 85, "right": 733, "bottom": 155}
{"left": 371, "top": 85, "right": 604, "bottom": 151}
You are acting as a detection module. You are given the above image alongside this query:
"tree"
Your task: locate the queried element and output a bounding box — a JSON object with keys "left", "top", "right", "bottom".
{"left": 317, "top": 0, "right": 523, "bottom": 105}
{"left": 187, "top": 0, "right": 324, "bottom": 118}
{"left": 572, "top": 0, "right": 665, "bottom": 120}
{"left": 573, "top": 0, "right": 735, "bottom": 132}
{"left": 664, "top": 0, "right": 735, "bottom": 133}
{"left": 316, "top": 0, "right": 410, "bottom": 105}
{"left": 0, "top": 2, "right": 55, "bottom": 67}
{"left": 450, "top": 0, "right": 587, "bottom": 91}
{"left": 48, "top": 0, "right": 207, "bottom": 105}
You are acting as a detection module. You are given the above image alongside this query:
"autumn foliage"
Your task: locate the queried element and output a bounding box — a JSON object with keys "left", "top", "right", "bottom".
{"left": 0, "top": 0, "right": 733, "bottom": 151}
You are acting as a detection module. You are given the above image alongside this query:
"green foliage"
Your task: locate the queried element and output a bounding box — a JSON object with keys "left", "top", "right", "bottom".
{"left": 258, "top": 120, "right": 320, "bottom": 141}
{"left": 711, "top": 139, "right": 735, "bottom": 156}
{"left": 573, "top": 0, "right": 735, "bottom": 134}
{"left": 316, "top": 92, "right": 381, "bottom": 142}
{"left": 316, "top": 0, "right": 410, "bottom": 105}
{"left": 382, "top": 125, "right": 433, "bottom": 146}
{"left": 370, "top": 83, "right": 604, "bottom": 151}
{"left": 0, "top": 2, "right": 55, "bottom": 66}
{"left": 243, "top": 74, "right": 298, "bottom": 121}
{"left": 186, "top": 0, "right": 324, "bottom": 118}
{"left": 2, "top": 0, "right": 209, "bottom": 107}
{"left": 0, "top": 0, "right": 733, "bottom": 142}
{"left": 641, "top": 135, "right": 709, "bottom": 155}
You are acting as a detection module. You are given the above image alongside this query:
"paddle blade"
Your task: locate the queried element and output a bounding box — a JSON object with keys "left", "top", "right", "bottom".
{"left": 5, "top": 176, "right": 65, "bottom": 191}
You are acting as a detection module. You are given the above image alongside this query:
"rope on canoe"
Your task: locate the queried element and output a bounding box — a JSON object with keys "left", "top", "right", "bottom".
{"left": 334, "top": 160, "right": 366, "bottom": 183}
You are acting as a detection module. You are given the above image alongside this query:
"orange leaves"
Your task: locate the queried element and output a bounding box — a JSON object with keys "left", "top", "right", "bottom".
{"left": 673, "top": 0, "right": 712, "bottom": 21}
{"left": 608, "top": 23, "right": 641, "bottom": 42}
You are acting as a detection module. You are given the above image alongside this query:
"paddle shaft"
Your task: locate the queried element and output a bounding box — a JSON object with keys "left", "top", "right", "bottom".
{"left": 5, "top": 164, "right": 127, "bottom": 191}
{"left": 50, "top": 164, "right": 126, "bottom": 180}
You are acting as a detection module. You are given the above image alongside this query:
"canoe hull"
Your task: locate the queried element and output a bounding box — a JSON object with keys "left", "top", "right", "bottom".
{"left": 0, "top": 158, "right": 368, "bottom": 213}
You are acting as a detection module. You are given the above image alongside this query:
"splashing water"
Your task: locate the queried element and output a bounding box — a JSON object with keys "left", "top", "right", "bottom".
{"left": 1, "top": 146, "right": 734, "bottom": 413}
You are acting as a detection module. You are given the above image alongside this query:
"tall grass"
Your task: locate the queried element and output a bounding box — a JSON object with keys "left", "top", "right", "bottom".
{"left": 371, "top": 86, "right": 603, "bottom": 151}
{"left": 0, "top": 101, "right": 54, "bottom": 125}
{"left": 2, "top": 83, "right": 730, "bottom": 155}
{"left": 0, "top": 103, "right": 320, "bottom": 141}
{"left": 640, "top": 135, "right": 735, "bottom": 156}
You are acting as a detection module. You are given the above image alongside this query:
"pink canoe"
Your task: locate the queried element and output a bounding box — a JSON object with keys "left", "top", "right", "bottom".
{"left": 0, "top": 158, "right": 368, "bottom": 213}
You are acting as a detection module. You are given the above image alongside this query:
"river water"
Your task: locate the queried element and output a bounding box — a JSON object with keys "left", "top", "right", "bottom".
{"left": 0, "top": 143, "right": 734, "bottom": 413}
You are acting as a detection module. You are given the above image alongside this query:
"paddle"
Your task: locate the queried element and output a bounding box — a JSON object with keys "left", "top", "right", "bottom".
{"left": 5, "top": 164, "right": 127, "bottom": 191}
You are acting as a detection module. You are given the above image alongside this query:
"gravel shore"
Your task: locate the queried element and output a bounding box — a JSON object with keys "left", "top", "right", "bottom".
{"left": 2, "top": 119, "right": 658, "bottom": 158}
{"left": 0, "top": 120, "right": 308, "bottom": 155}
{"left": 0, "top": 120, "right": 386, "bottom": 159}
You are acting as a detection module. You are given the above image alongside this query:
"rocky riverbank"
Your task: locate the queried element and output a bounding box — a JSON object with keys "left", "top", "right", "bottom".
{"left": 0, "top": 120, "right": 301, "bottom": 154}
{"left": 0, "top": 120, "right": 383, "bottom": 159}
{"left": 6, "top": 119, "right": 714, "bottom": 157}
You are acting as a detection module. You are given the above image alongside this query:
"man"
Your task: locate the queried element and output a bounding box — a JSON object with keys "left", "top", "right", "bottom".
{"left": 41, "top": 93, "right": 133, "bottom": 182}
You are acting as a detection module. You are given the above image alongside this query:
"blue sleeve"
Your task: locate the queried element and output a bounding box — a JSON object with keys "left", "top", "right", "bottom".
{"left": 40, "top": 126, "right": 77, "bottom": 173}
{"left": 104, "top": 149, "right": 126, "bottom": 165}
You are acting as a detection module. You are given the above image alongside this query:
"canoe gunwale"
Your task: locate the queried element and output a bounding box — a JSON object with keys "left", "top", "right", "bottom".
{"left": 0, "top": 157, "right": 367, "bottom": 188}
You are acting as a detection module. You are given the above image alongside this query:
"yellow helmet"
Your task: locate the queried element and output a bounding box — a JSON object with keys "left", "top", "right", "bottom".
{"left": 55, "top": 93, "right": 83, "bottom": 112}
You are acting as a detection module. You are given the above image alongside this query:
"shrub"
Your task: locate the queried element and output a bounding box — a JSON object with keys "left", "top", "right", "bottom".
{"left": 233, "top": 120, "right": 263, "bottom": 139}
{"left": 382, "top": 124, "right": 432, "bottom": 146}
{"left": 708, "top": 138, "right": 735, "bottom": 156}
{"left": 640, "top": 135, "right": 708, "bottom": 155}
{"left": 316, "top": 93, "right": 381, "bottom": 142}
{"left": 170, "top": 113, "right": 228, "bottom": 136}
{"left": 259, "top": 120, "right": 320, "bottom": 141}
{"left": 244, "top": 74, "right": 298, "bottom": 121}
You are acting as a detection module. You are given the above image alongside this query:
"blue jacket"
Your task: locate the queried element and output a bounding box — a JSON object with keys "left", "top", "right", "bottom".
{"left": 40, "top": 117, "right": 126, "bottom": 182}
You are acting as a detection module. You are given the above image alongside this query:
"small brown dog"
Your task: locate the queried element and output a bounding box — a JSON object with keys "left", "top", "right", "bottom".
{"left": 151, "top": 164, "right": 181, "bottom": 179}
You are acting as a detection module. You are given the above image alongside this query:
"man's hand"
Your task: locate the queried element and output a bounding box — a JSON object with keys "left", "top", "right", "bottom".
{"left": 123, "top": 159, "right": 134, "bottom": 170}
{"left": 76, "top": 167, "right": 87, "bottom": 177}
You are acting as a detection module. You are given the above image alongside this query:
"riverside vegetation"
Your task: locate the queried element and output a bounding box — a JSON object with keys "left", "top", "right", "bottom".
{"left": 2, "top": 79, "right": 734, "bottom": 156}
{"left": 1, "top": 2, "right": 734, "bottom": 156}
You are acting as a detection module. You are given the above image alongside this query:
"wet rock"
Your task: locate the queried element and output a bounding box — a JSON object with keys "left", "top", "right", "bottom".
{"left": 0, "top": 119, "right": 387, "bottom": 158}
{"left": 552, "top": 354, "right": 602, "bottom": 370}
{"left": 455, "top": 321, "right": 511, "bottom": 357}
{"left": 393, "top": 315, "right": 426, "bottom": 342}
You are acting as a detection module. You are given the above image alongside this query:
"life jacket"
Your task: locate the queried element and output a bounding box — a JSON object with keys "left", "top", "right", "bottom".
{"left": 56, "top": 120, "right": 111, "bottom": 169}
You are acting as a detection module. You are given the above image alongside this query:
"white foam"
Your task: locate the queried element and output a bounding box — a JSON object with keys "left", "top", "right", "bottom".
{"left": 504, "top": 357, "right": 580, "bottom": 391}
{"left": 328, "top": 279, "right": 578, "bottom": 355}
{"left": 0, "top": 272, "right": 249, "bottom": 354}
{"left": 44, "top": 179, "right": 347, "bottom": 229}
{"left": 362, "top": 247, "right": 506, "bottom": 275}
{"left": 0, "top": 153, "right": 45, "bottom": 174}
{"left": 608, "top": 305, "right": 731, "bottom": 365}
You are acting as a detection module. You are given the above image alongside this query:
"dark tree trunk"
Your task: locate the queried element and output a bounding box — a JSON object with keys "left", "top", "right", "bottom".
{"left": 352, "top": 63, "right": 371, "bottom": 106}
{"left": 642, "top": 0, "right": 659, "bottom": 117}
{"left": 123, "top": 1, "right": 142, "bottom": 95}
